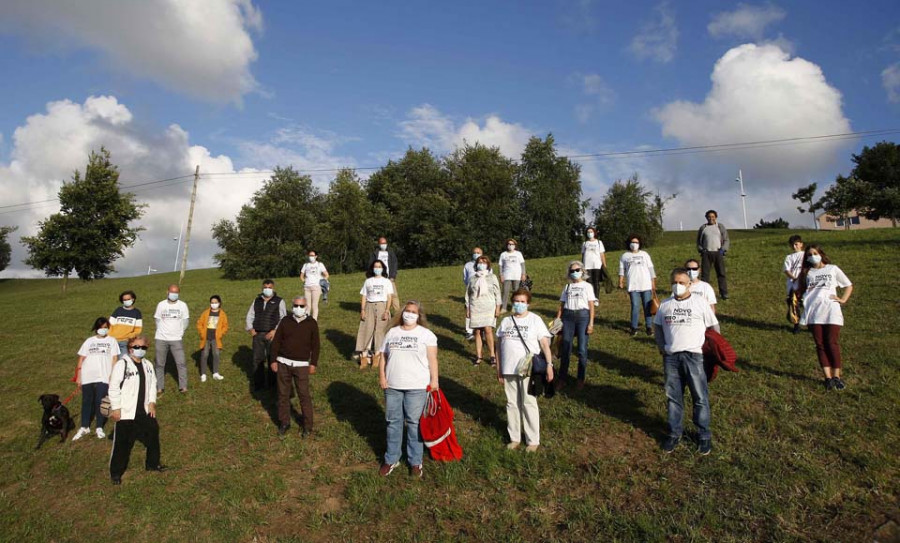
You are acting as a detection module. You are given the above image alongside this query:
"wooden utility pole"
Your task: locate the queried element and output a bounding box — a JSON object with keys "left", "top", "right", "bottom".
{"left": 178, "top": 165, "right": 200, "bottom": 286}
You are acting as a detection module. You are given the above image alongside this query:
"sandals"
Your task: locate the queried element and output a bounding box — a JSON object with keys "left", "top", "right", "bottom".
{"left": 489, "top": 356, "right": 497, "bottom": 367}
{"left": 471, "top": 356, "right": 483, "bottom": 366}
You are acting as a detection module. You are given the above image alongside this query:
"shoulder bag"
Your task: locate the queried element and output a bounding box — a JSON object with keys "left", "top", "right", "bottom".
{"left": 511, "top": 316, "right": 548, "bottom": 376}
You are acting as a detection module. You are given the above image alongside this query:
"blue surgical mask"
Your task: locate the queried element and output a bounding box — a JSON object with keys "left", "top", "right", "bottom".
{"left": 587, "top": 232, "right": 595, "bottom": 239}
{"left": 807, "top": 254, "right": 822, "bottom": 265}
{"left": 373, "top": 267, "right": 383, "bottom": 276}
{"left": 131, "top": 348, "right": 147, "bottom": 358}
{"left": 97, "top": 328, "right": 109, "bottom": 337}
{"left": 123, "top": 299, "right": 134, "bottom": 308}
{"left": 472, "top": 253, "right": 481, "bottom": 261}
{"left": 570, "top": 270, "right": 583, "bottom": 280}
{"left": 476, "top": 263, "right": 487, "bottom": 271}
{"left": 512, "top": 302, "right": 528, "bottom": 315}
{"left": 687, "top": 269, "right": 700, "bottom": 280}
{"left": 379, "top": 243, "right": 387, "bottom": 250}
{"left": 262, "top": 288, "right": 274, "bottom": 297}
{"left": 168, "top": 292, "right": 179, "bottom": 301}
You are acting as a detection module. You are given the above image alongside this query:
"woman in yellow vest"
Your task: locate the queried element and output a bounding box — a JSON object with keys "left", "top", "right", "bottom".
{"left": 196, "top": 295, "right": 229, "bottom": 382}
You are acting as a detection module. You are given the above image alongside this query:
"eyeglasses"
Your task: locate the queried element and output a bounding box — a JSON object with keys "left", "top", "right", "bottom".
{"left": 130, "top": 345, "right": 148, "bottom": 349}
{"left": 293, "top": 304, "right": 307, "bottom": 308}
{"left": 570, "top": 269, "right": 582, "bottom": 273}
{"left": 686, "top": 267, "right": 700, "bottom": 271}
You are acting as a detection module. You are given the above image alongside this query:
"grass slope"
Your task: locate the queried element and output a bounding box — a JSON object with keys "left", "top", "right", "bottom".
{"left": 0, "top": 229, "right": 898, "bottom": 542}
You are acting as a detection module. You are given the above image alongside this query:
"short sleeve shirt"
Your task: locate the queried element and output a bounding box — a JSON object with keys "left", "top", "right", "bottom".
{"left": 77, "top": 336, "right": 120, "bottom": 384}
{"left": 653, "top": 295, "right": 719, "bottom": 354}
{"left": 582, "top": 240, "right": 606, "bottom": 269}
{"left": 560, "top": 281, "right": 597, "bottom": 310}
{"left": 802, "top": 265, "right": 852, "bottom": 326}
{"left": 381, "top": 325, "right": 437, "bottom": 389}
{"left": 689, "top": 280, "right": 717, "bottom": 306}
{"left": 784, "top": 251, "right": 804, "bottom": 293}
{"left": 301, "top": 261, "right": 327, "bottom": 287}
{"left": 360, "top": 276, "right": 394, "bottom": 303}
{"left": 496, "top": 313, "right": 551, "bottom": 375}
{"left": 619, "top": 251, "right": 655, "bottom": 292}
{"left": 499, "top": 251, "right": 525, "bottom": 281}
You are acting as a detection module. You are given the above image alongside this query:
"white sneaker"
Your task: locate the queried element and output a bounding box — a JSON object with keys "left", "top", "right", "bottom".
{"left": 212, "top": 373, "right": 224, "bottom": 381}
{"left": 96, "top": 427, "right": 106, "bottom": 439}
{"left": 72, "top": 427, "right": 90, "bottom": 441}
{"left": 200, "top": 374, "right": 207, "bottom": 383}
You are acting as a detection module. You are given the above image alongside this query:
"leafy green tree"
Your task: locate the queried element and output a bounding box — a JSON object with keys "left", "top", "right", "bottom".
{"left": 791, "top": 183, "right": 824, "bottom": 230}
{"left": 314, "top": 169, "right": 382, "bottom": 273}
{"left": 212, "top": 166, "right": 322, "bottom": 279}
{"left": 850, "top": 141, "right": 900, "bottom": 225}
{"left": 0, "top": 226, "right": 18, "bottom": 272}
{"left": 820, "top": 175, "right": 869, "bottom": 230}
{"left": 753, "top": 217, "right": 790, "bottom": 229}
{"left": 444, "top": 143, "right": 520, "bottom": 258}
{"left": 592, "top": 174, "right": 663, "bottom": 250}
{"left": 516, "top": 135, "right": 585, "bottom": 258}
{"left": 22, "top": 148, "right": 144, "bottom": 291}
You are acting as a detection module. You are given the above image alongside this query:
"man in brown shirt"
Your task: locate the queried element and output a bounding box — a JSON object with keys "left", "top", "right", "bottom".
{"left": 270, "top": 295, "right": 320, "bottom": 436}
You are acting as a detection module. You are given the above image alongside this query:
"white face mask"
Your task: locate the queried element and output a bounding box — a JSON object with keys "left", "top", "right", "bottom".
{"left": 262, "top": 288, "right": 274, "bottom": 297}
{"left": 210, "top": 303, "right": 220, "bottom": 310}
{"left": 587, "top": 232, "right": 595, "bottom": 239}
{"left": 308, "top": 256, "right": 316, "bottom": 262}
{"left": 807, "top": 254, "right": 822, "bottom": 265}
{"left": 373, "top": 267, "right": 383, "bottom": 276}
{"left": 672, "top": 283, "right": 689, "bottom": 297}
{"left": 507, "top": 244, "right": 515, "bottom": 251}
{"left": 687, "top": 269, "right": 700, "bottom": 280}
{"left": 402, "top": 311, "right": 418, "bottom": 325}
{"left": 476, "top": 263, "right": 487, "bottom": 271}
{"left": 168, "top": 292, "right": 179, "bottom": 301}
{"left": 472, "top": 253, "right": 481, "bottom": 261}
{"left": 131, "top": 348, "right": 147, "bottom": 358}
{"left": 97, "top": 328, "right": 109, "bottom": 337}
{"left": 123, "top": 299, "right": 134, "bottom": 308}
{"left": 293, "top": 306, "right": 307, "bottom": 318}
{"left": 630, "top": 243, "right": 639, "bottom": 251}
{"left": 379, "top": 243, "right": 387, "bottom": 250}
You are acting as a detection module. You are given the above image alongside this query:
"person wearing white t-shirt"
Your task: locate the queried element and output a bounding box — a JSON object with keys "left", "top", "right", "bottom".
{"left": 555, "top": 260, "right": 596, "bottom": 390}
{"left": 466, "top": 254, "right": 501, "bottom": 366}
{"left": 355, "top": 259, "right": 395, "bottom": 369}
{"left": 72, "top": 317, "right": 121, "bottom": 441}
{"left": 498, "top": 239, "right": 526, "bottom": 312}
{"left": 799, "top": 244, "right": 853, "bottom": 391}
{"left": 618, "top": 234, "right": 657, "bottom": 336}
{"left": 300, "top": 250, "right": 329, "bottom": 321}
{"left": 581, "top": 227, "right": 607, "bottom": 305}
{"left": 685, "top": 259, "right": 717, "bottom": 314}
{"left": 653, "top": 268, "right": 720, "bottom": 455}
{"left": 783, "top": 235, "right": 805, "bottom": 333}
{"left": 496, "top": 289, "right": 554, "bottom": 452}
{"left": 462, "top": 247, "right": 483, "bottom": 340}
{"left": 378, "top": 301, "right": 439, "bottom": 479}
{"left": 154, "top": 284, "right": 190, "bottom": 393}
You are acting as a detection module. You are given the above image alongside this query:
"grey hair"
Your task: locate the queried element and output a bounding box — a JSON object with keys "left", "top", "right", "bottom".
{"left": 567, "top": 260, "right": 585, "bottom": 272}
{"left": 292, "top": 295, "right": 307, "bottom": 304}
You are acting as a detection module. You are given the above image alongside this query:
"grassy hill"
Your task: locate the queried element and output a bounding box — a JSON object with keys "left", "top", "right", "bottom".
{"left": 1, "top": 228, "right": 898, "bottom": 542}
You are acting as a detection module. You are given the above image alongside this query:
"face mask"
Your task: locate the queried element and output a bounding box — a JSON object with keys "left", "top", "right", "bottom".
{"left": 587, "top": 232, "right": 595, "bottom": 239}
{"left": 402, "top": 311, "right": 418, "bottom": 324}
{"left": 308, "top": 256, "right": 316, "bottom": 262}
{"left": 807, "top": 254, "right": 822, "bottom": 265}
{"left": 293, "top": 306, "right": 307, "bottom": 318}
{"left": 630, "top": 243, "right": 639, "bottom": 251}
{"left": 210, "top": 303, "right": 220, "bottom": 310}
{"left": 97, "top": 328, "right": 109, "bottom": 337}
{"left": 672, "top": 283, "right": 688, "bottom": 297}
{"left": 262, "top": 288, "right": 273, "bottom": 297}
{"left": 570, "top": 270, "right": 583, "bottom": 280}
{"left": 472, "top": 253, "right": 481, "bottom": 261}
{"left": 512, "top": 302, "right": 528, "bottom": 315}
{"left": 131, "top": 348, "right": 147, "bottom": 358}
{"left": 123, "top": 299, "right": 134, "bottom": 308}
{"left": 168, "top": 292, "right": 179, "bottom": 302}
{"left": 507, "top": 244, "right": 515, "bottom": 251}
{"left": 476, "top": 263, "right": 487, "bottom": 271}
{"left": 687, "top": 269, "right": 700, "bottom": 280}
{"left": 373, "top": 267, "right": 383, "bottom": 276}
{"left": 379, "top": 243, "right": 387, "bottom": 250}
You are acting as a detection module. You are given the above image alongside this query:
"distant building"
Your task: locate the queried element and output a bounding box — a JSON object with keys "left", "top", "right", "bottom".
{"left": 816, "top": 210, "right": 894, "bottom": 230}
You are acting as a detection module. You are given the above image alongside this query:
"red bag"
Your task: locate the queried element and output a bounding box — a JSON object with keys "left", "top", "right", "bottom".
{"left": 702, "top": 329, "right": 739, "bottom": 383}
{"left": 419, "top": 387, "right": 463, "bottom": 461}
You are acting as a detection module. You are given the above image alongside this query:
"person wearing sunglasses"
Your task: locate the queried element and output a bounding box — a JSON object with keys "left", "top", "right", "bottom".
{"left": 270, "top": 296, "right": 320, "bottom": 436}
{"left": 684, "top": 259, "right": 717, "bottom": 314}
{"left": 108, "top": 335, "right": 165, "bottom": 485}
{"left": 555, "top": 260, "right": 596, "bottom": 390}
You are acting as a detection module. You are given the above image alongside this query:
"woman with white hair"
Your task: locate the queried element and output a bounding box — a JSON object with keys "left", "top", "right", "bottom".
{"left": 555, "top": 260, "right": 596, "bottom": 390}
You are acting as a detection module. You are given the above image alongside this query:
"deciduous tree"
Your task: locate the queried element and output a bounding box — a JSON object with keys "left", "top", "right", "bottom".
{"left": 592, "top": 174, "right": 663, "bottom": 250}
{"left": 0, "top": 226, "right": 18, "bottom": 273}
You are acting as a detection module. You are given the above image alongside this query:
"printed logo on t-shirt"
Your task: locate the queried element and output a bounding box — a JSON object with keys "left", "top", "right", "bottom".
{"left": 159, "top": 307, "right": 184, "bottom": 320}
{"left": 807, "top": 273, "right": 833, "bottom": 290}
{"left": 115, "top": 316, "right": 137, "bottom": 326}
{"left": 663, "top": 307, "right": 693, "bottom": 326}
{"left": 368, "top": 284, "right": 385, "bottom": 297}
{"left": 499, "top": 324, "right": 528, "bottom": 339}
{"left": 386, "top": 335, "right": 422, "bottom": 352}
{"left": 87, "top": 342, "right": 113, "bottom": 356}
{"left": 625, "top": 255, "right": 645, "bottom": 268}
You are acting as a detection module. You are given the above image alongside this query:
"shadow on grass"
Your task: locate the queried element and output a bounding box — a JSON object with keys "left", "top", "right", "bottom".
{"left": 439, "top": 376, "right": 506, "bottom": 436}
{"left": 326, "top": 329, "right": 357, "bottom": 360}
{"left": 739, "top": 359, "right": 818, "bottom": 383}
{"left": 327, "top": 381, "right": 385, "bottom": 458}
{"left": 590, "top": 348, "right": 663, "bottom": 386}
{"left": 427, "top": 312, "right": 466, "bottom": 337}
{"left": 719, "top": 313, "right": 787, "bottom": 333}
{"left": 447, "top": 295, "right": 465, "bottom": 305}
{"left": 434, "top": 331, "right": 471, "bottom": 359}
{"left": 531, "top": 291, "right": 562, "bottom": 303}
{"left": 565, "top": 382, "right": 663, "bottom": 442}
{"left": 233, "top": 345, "right": 279, "bottom": 425}
{"left": 338, "top": 301, "right": 360, "bottom": 314}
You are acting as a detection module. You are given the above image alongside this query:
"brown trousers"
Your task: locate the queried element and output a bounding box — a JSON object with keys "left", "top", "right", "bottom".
{"left": 277, "top": 363, "right": 313, "bottom": 431}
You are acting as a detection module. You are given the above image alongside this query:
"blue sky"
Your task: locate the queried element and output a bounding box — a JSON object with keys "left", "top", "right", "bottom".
{"left": 0, "top": 0, "right": 898, "bottom": 276}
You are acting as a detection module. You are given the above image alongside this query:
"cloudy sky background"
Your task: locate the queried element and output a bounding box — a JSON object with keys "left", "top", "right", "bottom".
{"left": 0, "top": 0, "right": 898, "bottom": 277}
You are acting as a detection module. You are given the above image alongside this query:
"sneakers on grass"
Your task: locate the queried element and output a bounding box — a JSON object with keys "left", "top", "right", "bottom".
{"left": 379, "top": 461, "right": 400, "bottom": 477}
{"left": 212, "top": 373, "right": 224, "bottom": 381}
{"left": 662, "top": 436, "right": 680, "bottom": 453}
{"left": 96, "top": 427, "right": 106, "bottom": 439}
{"left": 72, "top": 427, "right": 90, "bottom": 441}
{"left": 832, "top": 377, "right": 846, "bottom": 390}
{"left": 698, "top": 439, "right": 713, "bottom": 456}
{"left": 410, "top": 465, "right": 424, "bottom": 479}
{"left": 824, "top": 378, "right": 835, "bottom": 391}
{"left": 200, "top": 374, "right": 207, "bottom": 383}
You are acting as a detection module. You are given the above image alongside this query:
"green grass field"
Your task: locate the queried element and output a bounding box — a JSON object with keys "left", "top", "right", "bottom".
{"left": 0, "top": 228, "right": 898, "bottom": 542}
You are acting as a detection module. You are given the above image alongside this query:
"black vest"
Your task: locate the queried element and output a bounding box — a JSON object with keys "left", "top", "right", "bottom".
{"left": 252, "top": 294, "right": 283, "bottom": 332}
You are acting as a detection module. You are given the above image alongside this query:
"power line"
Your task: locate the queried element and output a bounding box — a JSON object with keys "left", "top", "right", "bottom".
{"left": 0, "top": 174, "right": 195, "bottom": 212}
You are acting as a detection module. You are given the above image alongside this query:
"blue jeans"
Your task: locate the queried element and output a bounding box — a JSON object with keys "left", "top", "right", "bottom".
{"left": 560, "top": 309, "right": 590, "bottom": 381}
{"left": 80, "top": 382, "right": 109, "bottom": 429}
{"left": 117, "top": 340, "right": 129, "bottom": 357}
{"left": 663, "top": 352, "right": 711, "bottom": 440}
{"left": 384, "top": 388, "right": 428, "bottom": 467}
{"left": 629, "top": 290, "right": 653, "bottom": 331}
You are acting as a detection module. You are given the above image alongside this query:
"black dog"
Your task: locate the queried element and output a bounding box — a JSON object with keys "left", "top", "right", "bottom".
{"left": 37, "top": 394, "right": 73, "bottom": 449}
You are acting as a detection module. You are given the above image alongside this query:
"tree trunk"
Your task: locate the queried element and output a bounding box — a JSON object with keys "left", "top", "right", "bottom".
{"left": 62, "top": 272, "right": 68, "bottom": 294}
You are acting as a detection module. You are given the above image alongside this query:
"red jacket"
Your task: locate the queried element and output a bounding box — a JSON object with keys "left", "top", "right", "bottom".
{"left": 702, "top": 329, "right": 739, "bottom": 383}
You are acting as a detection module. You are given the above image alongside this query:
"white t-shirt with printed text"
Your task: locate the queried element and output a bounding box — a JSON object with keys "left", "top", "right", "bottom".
{"left": 154, "top": 300, "right": 189, "bottom": 341}
{"left": 653, "top": 294, "right": 719, "bottom": 354}
{"left": 381, "top": 325, "right": 437, "bottom": 390}
{"left": 560, "top": 281, "right": 597, "bottom": 311}
{"left": 619, "top": 251, "right": 656, "bottom": 292}
{"left": 582, "top": 240, "right": 606, "bottom": 270}
{"left": 783, "top": 251, "right": 804, "bottom": 293}
{"left": 301, "top": 261, "right": 328, "bottom": 288}
{"left": 801, "top": 265, "right": 852, "bottom": 326}
{"left": 496, "top": 312, "right": 551, "bottom": 376}
{"left": 77, "top": 336, "right": 120, "bottom": 384}
{"left": 377, "top": 250, "right": 391, "bottom": 276}
{"left": 360, "top": 276, "right": 394, "bottom": 303}
{"left": 498, "top": 250, "right": 525, "bottom": 281}
{"left": 689, "top": 280, "right": 717, "bottom": 306}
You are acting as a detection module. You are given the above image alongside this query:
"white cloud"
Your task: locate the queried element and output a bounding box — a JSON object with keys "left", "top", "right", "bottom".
{"left": 0, "top": 96, "right": 362, "bottom": 278}
{"left": 0, "top": 0, "right": 262, "bottom": 103}
{"left": 629, "top": 1, "right": 678, "bottom": 63}
{"left": 398, "top": 104, "right": 533, "bottom": 158}
{"left": 708, "top": 3, "right": 786, "bottom": 40}
{"left": 572, "top": 73, "right": 616, "bottom": 123}
{"left": 883, "top": 63, "right": 900, "bottom": 103}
